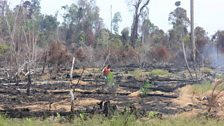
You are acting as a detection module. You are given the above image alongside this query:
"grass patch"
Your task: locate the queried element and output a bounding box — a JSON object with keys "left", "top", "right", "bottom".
{"left": 148, "top": 69, "right": 171, "bottom": 77}
{"left": 192, "top": 80, "right": 224, "bottom": 96}
{"left": 128, "top": 69, "right": 172, "bottom": 79}
{"left": 147, "top": 117, "right": 224, "bottom": 126}
{"left": 200, "top": 67, "right": 213, "bottom": 74}
{"left": 0, "top": 115, "right": 54, "bottom": 126}
{"left": 1, "top": 114, "right": 224, "bottom": 126}
{"left": 192, "top": 80, "right": 213, "bottom": 95}
{"left": 0, "top": 44, "right": 9, "bottom": 56}
{"left": 128, "top": 69, "right": 145, "bottom": 79}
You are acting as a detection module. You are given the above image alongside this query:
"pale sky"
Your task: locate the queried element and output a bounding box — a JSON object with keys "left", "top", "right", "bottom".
{"left": 8, "top": 0, "right": 224, "bottom": 36}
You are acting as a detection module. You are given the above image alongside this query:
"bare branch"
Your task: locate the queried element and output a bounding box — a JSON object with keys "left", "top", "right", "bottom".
{"left": 139, "top": 0, "right": 150, "bottom": 17}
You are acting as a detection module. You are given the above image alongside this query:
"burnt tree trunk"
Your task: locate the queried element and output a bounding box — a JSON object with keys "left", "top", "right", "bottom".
{"left": 130, "top": 14, "right": 139, "bottom": 48}
{"left": 15, "top": 74, "right": 19, "bottom": 86}
{"left": 181, "top": 41, "right": 193, "bottom": 79}
{"left": 27, "top": 72, "right": 32, "bottom": 95}
{"left": 130, "top": 0, "right": 150, "bottom": 48}
{"left": 42, "top": 50, "right": 48, "bottom": 74}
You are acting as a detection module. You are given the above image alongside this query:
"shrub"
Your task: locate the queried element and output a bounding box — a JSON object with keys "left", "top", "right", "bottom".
{"left": 140, "top": 82, "right": 153, "bottom": 96}
{"left": 149, "top": 46, "right": 170, "bottom": 62}
{"left": 75, "top": 47, "right": 87, "bottom": 62}
{"left": 75, "top": 46, "right": 95, "bottom": 66}
{"left": 47, "top": 42, "right": 71, "bottom": 71}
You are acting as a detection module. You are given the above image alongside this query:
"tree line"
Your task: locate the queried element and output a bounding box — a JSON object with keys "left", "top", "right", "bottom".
{"left": 0, "top": 0, "right": 223, "bottom": 70}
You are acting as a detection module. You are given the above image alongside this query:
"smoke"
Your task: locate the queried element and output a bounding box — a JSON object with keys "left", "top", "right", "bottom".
{"left": 202, "top": 44, "right": 224, "bottom": 70}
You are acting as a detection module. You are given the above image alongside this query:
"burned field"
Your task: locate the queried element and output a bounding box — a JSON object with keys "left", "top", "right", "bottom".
{"left": 0, "top": 65, "right": 218, "bottom": 118}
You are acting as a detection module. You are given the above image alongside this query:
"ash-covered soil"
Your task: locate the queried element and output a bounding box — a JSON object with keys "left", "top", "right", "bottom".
{"left": 0, "top": 65, "right": 217, "bottom": 118}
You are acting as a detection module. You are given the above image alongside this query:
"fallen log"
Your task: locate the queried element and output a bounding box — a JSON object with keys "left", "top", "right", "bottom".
{"left": 47, "top": 89, "right": 130, "bottom": 96}
{"left": 148, "top": 77, "right": 201, "bottom": 82}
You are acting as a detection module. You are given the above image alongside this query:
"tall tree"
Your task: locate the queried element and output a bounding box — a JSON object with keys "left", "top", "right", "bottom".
{"left": 195, "top": 26, "right": 209, "bottom": 51}
{"left": 169, "top": 7, "right": 193, "bottom": 78}
{"left": 112, "top": 12, "right": 122, "bottom": 34}
{"left": 128, "top": 0, "right": 150, "bottom": 47}
{"left": 212, "top": 31, "right": 224, "bottom": 50}
{"left": 168, "top": 7, "right": 190, "bottom": 50}
{"left": 121, "top": 27, "right": 130, "bottom": 45}
{"left": 62, "top": 0, "right": 102, "bottom": 46}
{"left": 4, "top": 0, "right": 42, "bottom": 66}
{"left": 39, "top": 14, "right": 59, "bottom": 47}
{"left": 141, "top": 19, "right": 158, "bottom": 43}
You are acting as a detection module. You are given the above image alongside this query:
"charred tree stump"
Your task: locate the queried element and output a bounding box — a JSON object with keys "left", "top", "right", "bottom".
{"left": 42, "top": 50, "right": 48, "bottom": 74}
{"left": 27, "top": 72, "right": 32, "bottom": 95}
{"left": 101, "top": 100, "right": 117, "bottom": 117}
{"left": 15, "top": 74, "right": 19, "bottom": 86}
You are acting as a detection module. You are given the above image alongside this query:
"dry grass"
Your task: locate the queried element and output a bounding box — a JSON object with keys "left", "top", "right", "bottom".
{"left": 172, "top": 85, "right": 194, "bottom": 107}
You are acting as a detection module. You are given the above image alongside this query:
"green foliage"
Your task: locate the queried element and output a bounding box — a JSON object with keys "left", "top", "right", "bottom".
{"left": 141, "top": 19, "right": 167, "bottom": 44}
{"left": 0, "top": 115, "right": 7, "bottom": 126}
{"left": 200, "top": 67, "right": 213, "bottom": 74}
{"left": 169, "top": 7, "right": 190, "bottom": 29}
{"left": 121, "top": 27, "right": 129, "bottom": 44}
{"left": 0, "top": 44, "right": 9, "bottom": 55}
{"left": 107, "top": 72, "right": 115, "bottom": 86}
{"left": 61, "top": 0, "right": 101, "bottom": 45}
{"left": 148, "top": 69, "right": 171, "bottom": 77}
{"left": 39, "top": 15, "right": 59, "bottom": 47}
{"left": 168, "top": 7, "right": 190, "bottom": 45}
{"left": 1, "top": 114, "right": 224, "bottom": 126}
{"left": 109, "top": 114, "right": 136, "bottom": 126}
{"left": 129, "top": 69, "right": 143, "bottom": 78}
{"left": 109, "top": 37, "right": 122, "bottom": 49}
{"left": 0, "top": 115, "right": 52, "bottom": 126}
{"left": 79, "top": 111, "right": 87, "bottom": 120}
{"left": 77, "top": 32, "right": 86, "bottom": 46}
{"left": 192, "top": 80, "right": 224, "bottom": 96}
{"left": 148, "top": 111, "right": 160, "bottom": 119}
{"left": 140, "top": 82, "right": 153, "bottom": 95}
{"left": 96, "top": 29, "right": 110, "bottom": 47}
{"left": 213, "top": 31, "right": 224, "bottom": 49}
{"left": 112, "top": 12, "right": 122, "bottom": 34}
{"left": 192, "top": 81, "right": 213, "bottom": 95}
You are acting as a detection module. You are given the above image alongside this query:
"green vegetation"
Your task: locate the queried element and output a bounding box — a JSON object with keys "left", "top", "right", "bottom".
{"left": 140, "top": 82, "right": 153, "bottom": 96}
{"left": 192, "top": 80, "right": 224, "bottom": 96}
{"left": 200, "top": 67, "right": 213, "bottom": 74}
{"left": 0, "top": 115, "right": 52, "bottom": 126}
{"left": 192, "top": 80, "right": 213, "bottom": 95}
{"left": 129, "top": 69, "right": 145, "bottom": 79}
{"left": 148, "top": 69, "right": 171, "bottom": 77}
{"left": 107, "top": 72, "right": 115, "bottom": 86}
{"left": 147, "top": 111, "right": 161, "bottom": 119}
{"left": 0, "top": 44, "right": 9, "bottom": 56}
{"left": 129, "top": 69, "right": 171, "bottom": 79}
{"left": 1, "top": 114, "right": 224, "bottom": 126}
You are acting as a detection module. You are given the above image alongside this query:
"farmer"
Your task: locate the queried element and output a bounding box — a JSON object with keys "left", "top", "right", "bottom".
{"left": 102, "top": 65, "right": 111, "bottom": 81}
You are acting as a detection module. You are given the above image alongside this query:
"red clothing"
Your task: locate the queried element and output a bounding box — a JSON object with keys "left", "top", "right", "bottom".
{"left": 103, "top": 67, "right": 111, "bottom": 76}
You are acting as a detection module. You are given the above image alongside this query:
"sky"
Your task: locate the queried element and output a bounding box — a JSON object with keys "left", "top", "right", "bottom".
{"left": 8, "top": 0, "right": 224, "bottom": 36}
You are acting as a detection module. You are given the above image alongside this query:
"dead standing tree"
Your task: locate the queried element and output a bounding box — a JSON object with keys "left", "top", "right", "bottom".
{"left": 3, "top": 1, "right": 41, "bottom": 95}
{"left": 129, "top": 0, "right": 150, "bottom": 48}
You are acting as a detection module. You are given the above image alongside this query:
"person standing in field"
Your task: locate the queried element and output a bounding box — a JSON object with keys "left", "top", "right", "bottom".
{"left": 102, "top": 65, "right": 116, "bottom": 96}
{"left": 102, "top": 65, "right": 111, "bottom": 81}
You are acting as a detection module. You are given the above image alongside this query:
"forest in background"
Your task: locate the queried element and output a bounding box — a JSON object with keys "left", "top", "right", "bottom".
{"left": 0, "top": 0, "right": 223, "bottom": 71}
